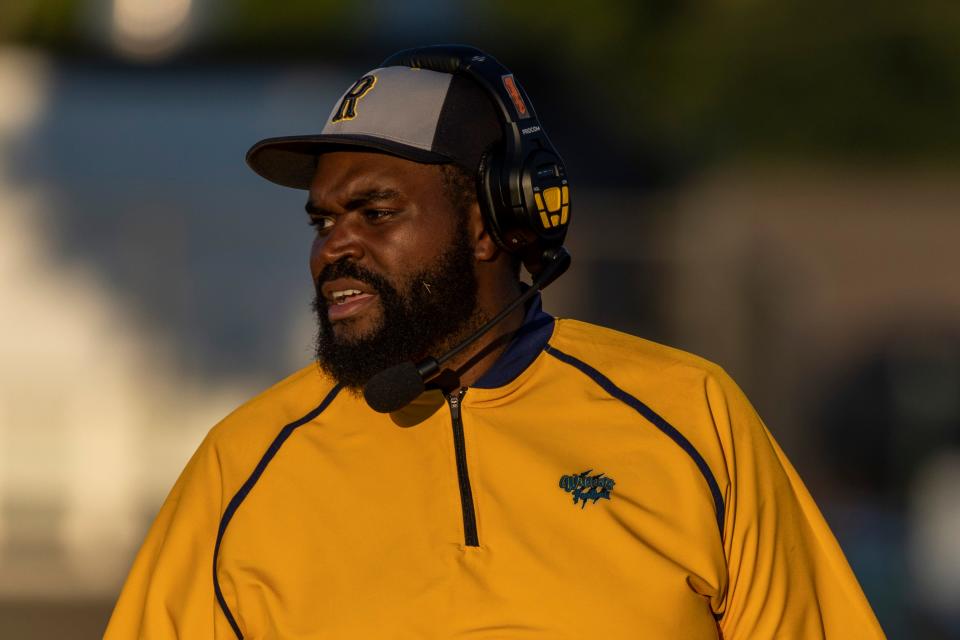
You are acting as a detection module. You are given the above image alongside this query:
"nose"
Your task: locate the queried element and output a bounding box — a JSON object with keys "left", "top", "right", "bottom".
{"left": 310, "top": 216, "right": 366, "bottom": 280}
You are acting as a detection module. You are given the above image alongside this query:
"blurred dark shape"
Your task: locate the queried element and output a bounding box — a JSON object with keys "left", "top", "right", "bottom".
{"left": 0, "top": 0, "right": 81, "bottom": 50}
{"left": 582, "top": 257, "right": 668, "bottom": 345}
{"left": 820, "top": 331, "right": 960, "bottom": 497}
{"left": 818, "top": 330, "right": 960, "bottom": 637}
{"left": 488, "top": 0, "right": 960, "bottom": 161}
{"left": 0, "top": 599, "right": 111, "bottom": 639}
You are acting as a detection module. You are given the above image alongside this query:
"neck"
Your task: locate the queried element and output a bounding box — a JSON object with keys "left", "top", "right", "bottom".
{"left": 431, "top": 281, "right": 526, "bottom": 390}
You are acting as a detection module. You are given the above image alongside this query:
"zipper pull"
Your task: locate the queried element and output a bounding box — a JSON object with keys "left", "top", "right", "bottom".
{"left": 447, "top": 388, "right": 466, "bottom": 415}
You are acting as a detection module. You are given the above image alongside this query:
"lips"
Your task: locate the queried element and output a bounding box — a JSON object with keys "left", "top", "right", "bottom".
{"left": 327, "top": 291, "right": 376, "bottom": 321}
{"left": 321, "top": 278, "right": 378, "bottom": 322}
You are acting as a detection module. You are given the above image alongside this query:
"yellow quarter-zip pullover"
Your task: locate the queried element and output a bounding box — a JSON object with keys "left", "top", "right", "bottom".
{"left": 106, "top": 301, "right": 884, "bottom": 638}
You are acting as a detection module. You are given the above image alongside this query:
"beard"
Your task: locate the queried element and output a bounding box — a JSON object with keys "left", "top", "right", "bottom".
{"left": 313, "top": 228, "right": 486, "bottom": 391}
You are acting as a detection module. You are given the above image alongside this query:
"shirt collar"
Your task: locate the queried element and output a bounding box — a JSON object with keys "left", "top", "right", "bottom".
{"left": 472, "top": 292, "right": 555, "bottom": 389}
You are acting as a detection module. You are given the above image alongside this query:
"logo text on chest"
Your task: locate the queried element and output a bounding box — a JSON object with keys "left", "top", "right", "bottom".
{"left": 559, "top": 470, "right": 615, "bottom": 508}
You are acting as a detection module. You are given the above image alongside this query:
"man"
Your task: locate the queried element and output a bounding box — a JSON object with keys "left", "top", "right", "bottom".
{"left": 106, "top": 47, "right": 884, "bottom": 638}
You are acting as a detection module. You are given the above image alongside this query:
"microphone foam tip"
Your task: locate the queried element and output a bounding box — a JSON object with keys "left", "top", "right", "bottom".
{"left": 363, "top": 361, "right": 426, "bottom": 413}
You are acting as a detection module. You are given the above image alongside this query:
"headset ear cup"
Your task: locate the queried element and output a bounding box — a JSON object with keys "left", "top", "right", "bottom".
{"left": 479, "top": 146, "right": 545, "bottom": 256}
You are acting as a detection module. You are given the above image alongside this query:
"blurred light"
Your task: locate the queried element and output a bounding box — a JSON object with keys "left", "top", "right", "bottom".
{"left": 0, "top": 46, "right": 250, "bottom": 597}
{"left": 0, "top": 46, "right": 51, "bottom": 568}
{"left": 111, "top": 0, "right": 192, "bottom": 62}
{"left": 908, "top": 451, "right": 960, "bottom": 623}
{"left": 0, "top": 49, "right": 49, "bottom": 138}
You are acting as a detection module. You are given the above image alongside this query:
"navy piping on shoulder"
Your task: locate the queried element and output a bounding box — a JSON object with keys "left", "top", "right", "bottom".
{"left": 544, "top": 345, "right": 725, "bottom": 534}
{"left": 213, "top": 384, "right": 343, "bottom": 640}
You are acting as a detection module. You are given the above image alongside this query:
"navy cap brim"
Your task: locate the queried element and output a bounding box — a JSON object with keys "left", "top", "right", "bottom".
{"left": 245, "top": 134, "right": 453, "bottom": 190}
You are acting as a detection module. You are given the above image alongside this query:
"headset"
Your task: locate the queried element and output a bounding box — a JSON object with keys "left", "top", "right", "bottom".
{"left": 380, "top": 45, "right": 571, "bottom": 287}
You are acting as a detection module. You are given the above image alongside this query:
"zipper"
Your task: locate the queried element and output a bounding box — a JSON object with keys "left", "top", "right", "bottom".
{"left": 447, "top": 388, "right": 479, "bottom": 547}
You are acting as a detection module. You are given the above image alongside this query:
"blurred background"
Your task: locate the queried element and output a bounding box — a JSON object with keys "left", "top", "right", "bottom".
{"left": 1, "top": 0, "right": 958, "bottom": 637}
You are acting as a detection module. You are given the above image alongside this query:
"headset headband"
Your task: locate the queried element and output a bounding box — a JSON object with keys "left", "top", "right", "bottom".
{"left": 382, "top": 45, "right": 540, "bottom": 128}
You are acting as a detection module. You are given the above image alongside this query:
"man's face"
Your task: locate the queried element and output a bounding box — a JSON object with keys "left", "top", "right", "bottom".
{"left": 307, "top": 151, "right": 484, "bottom": 390}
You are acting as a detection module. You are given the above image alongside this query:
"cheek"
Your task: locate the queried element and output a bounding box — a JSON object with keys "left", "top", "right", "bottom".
{"left": 387, "top": 219, "right": 458, "bottom": 271}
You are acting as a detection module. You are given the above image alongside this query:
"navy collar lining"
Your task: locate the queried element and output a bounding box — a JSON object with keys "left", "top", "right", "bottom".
{"left": 472, "top": 293, "right": 554, "bottom": 389}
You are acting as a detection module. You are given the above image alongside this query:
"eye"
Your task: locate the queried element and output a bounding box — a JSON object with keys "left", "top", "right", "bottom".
{"left": 308, "top": 215, "right": 334, "bottom": 232}
{"left": 364, "top": 209, "right": 395, "bottom": 222}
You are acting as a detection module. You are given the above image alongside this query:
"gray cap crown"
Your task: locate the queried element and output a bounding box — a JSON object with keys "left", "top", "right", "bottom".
{"left": 247, "top": 65, "right": 502, "bottom": 190}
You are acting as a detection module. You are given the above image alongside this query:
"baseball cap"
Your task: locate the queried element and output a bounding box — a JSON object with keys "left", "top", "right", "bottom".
{"left": 246, "top": 65, "right": 503, "bottom": 190}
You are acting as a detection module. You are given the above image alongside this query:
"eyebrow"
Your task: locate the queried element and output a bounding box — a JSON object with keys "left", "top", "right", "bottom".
{"left": 305, "top": 189, "right": 403, "bottom": 215}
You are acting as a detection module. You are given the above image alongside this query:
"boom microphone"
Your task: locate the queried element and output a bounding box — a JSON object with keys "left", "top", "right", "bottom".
{"left": 363, "top": 247, "right": 571, "bottom": 413}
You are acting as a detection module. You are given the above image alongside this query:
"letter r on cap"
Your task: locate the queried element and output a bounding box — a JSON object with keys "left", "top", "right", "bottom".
{"left": 332, "top": 75, "right": 377, "bottom": 123}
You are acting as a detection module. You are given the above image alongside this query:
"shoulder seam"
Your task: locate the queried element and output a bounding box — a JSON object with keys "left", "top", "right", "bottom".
{"left": 227, "top": 364, "right": 332, "bottom": 419}
{"left": 553, "top": 318, "right": 724, "bottom": 375}
{"left": 544, "top": 344, "right": 726, "bottom": 534}
{"left": 212, "top": 383, "right": 343, "bottom": 639}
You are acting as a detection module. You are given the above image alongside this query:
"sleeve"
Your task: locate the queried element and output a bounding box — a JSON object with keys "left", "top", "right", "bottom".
{"left": 104, "top": 431, "right": 225, "bottom": 639}
{"left": 707, "top": 369, "right": 886, "bottom": 639}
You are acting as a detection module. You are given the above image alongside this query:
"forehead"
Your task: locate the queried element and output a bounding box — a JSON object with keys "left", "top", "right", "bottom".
{"left": 308, "top": 151, "right": 444, "bottom": 202}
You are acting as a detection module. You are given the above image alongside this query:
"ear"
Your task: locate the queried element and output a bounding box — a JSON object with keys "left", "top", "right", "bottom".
{"left": 468, "top": 201, "right": 499, "bottom": 262}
